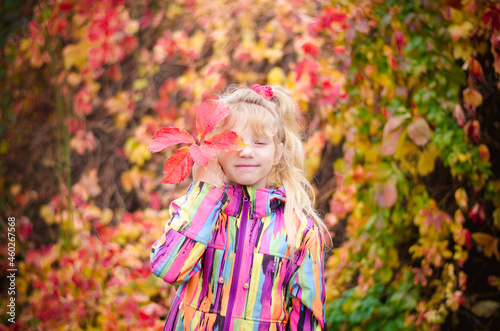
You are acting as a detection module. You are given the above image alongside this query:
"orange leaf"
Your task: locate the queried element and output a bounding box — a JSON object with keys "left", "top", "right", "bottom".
{"left": 407, "top": 118, "right": 432, "bottom": 146}
{"left": 195, "top": 99, "right": 231, "bottom": 142}
{"left": 160, "top": 146, "right": 193, "bottom": 184}
{"left": 463, "top": 87, "right": 483, "bottom": 108}
{"left": 469, "top": 58, "right": 484, "bottom": 80}
{"left": 147, "top": 127, "right": 195, "bottom": 153}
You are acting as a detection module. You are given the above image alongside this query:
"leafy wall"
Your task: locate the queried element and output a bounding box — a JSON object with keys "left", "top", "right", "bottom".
{"left": 1, "top": 0, "right": 499, "bottom": 330}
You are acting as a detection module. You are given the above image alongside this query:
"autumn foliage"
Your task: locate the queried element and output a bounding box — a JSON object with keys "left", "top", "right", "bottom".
{"left": 147, "top": 99, "right": 244, "bottom": 184}
{"left": 1, "top": 0, "right": 500, "bottom": 330}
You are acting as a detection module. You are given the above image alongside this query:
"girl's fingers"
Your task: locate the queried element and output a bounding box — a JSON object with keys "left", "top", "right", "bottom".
{"left": 192, "top": 158, "right": 224, "bottom": 187}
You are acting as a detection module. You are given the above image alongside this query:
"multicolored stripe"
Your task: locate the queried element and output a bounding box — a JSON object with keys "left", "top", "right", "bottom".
{"left": 151, "top": 182, "right": 327, "bottom": 330}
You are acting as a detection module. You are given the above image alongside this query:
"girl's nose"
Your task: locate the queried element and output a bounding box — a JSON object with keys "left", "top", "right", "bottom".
{"left": 238, "top": 144, "right": 253, "bottom": 157}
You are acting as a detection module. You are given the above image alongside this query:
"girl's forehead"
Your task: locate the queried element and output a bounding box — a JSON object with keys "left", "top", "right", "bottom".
{"left": 227, "top": 121, "right": 276, "bottom": 138}
{"left": 221, "top": 102, "right": 279, "bottom": 137}
{"left": 232, "top": 126, "right": 274, "bottom": 138}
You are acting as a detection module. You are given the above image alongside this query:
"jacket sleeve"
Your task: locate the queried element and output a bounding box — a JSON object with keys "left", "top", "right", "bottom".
{"left": 150, "top": 181, "right": 227, "bottom": 285}
{"left": 287, "top": 227, "right": 328, "bottom": 331}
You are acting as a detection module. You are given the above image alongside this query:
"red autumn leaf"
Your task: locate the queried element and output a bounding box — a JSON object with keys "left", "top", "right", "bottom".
{"left": 189, "top": 144, "right": 218, "bottom": 167}
{"left": 160, "top": 146, "right": 193, "bottom": 184}
{"left": 302, "top": 42, "right": 319, "bottom": 57}
{"left": 147, "top": 127, "right": 195, "bottom": 153}
{"left": 393, "top": 30, "right": 406, "bottom": 53}
{"left": 204, "top": 131, "right": 245, "bottom": 151}
{"left": 196, "top": 99, "right": 231, "bottom": 141}
{"left": 464, "top": 119, "right": 481, "bottom": 144}
{"left": 454, "top": 104, "right": 466, "bottom": 127}
{"left": 468, "top": 203, "right": 485, "bottom": 223}
{"left": 149, "top": 99, "right": 244, "bottom": 184}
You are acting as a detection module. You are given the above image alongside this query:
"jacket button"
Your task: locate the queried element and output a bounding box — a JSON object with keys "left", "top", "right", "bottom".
{"left": 243, "top": 283, "right": 249, "bottom": 289}
{"left": 218, "top": 277, "right": 224, "bottom": 284}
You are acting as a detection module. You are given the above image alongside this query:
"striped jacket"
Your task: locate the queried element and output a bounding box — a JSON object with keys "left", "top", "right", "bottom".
{"left": 151, "top": 181, "right": 327, "bottom": 330}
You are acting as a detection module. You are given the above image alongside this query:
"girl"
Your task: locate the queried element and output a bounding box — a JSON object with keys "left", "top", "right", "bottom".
{"left": 150, "top": 84, "right": 329, "bottom": 331}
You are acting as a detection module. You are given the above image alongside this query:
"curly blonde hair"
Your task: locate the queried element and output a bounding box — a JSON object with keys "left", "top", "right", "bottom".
{"left": 216, "top": 84, "right": 328, "bottom": 247}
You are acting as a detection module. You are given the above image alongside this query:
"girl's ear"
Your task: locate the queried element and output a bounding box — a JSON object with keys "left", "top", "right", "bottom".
{"left": 274, "top": 142, "right": 284, "bottom": 165}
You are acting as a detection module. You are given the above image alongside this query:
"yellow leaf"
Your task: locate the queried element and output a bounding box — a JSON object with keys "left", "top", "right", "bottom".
{"left": 447, "top": 22, "right": 474, "bottom": 41}
{"left": 20, "top": 38, "right": 31, "bottom": 52}
{"left": 82, "top": 205, "right": 102, "bottom": 221}
{"left": 125, "top": 20, "right": 139, "bottom": 35}
{"left": 417, "top": 149, "right": 437, "bottom": 176}
{"left": 454, "top": 188, "right": 468, "bottom": 211}
{"left": 101, "top": 208, "right": 114, "bottom": 225}
{"left": 493, "top": 208, "right": 500, "bottom": 230}
{"left": 488, "top": 275, "right": 500, "bottom": 290}
{"left": 133, "top": 78, "right": 149, "bottom": 91}
{"left": 82, "top": 265, "right": 92, "bottom": 278}
{"left": 120, "top": 169, "right": 135, "bottom": 193}
{"left": 67, "top": 72, "right": 82, "bottom": 86}
{"left": 325, "top": 123, "right": 344, "bottom": 146}
{"left": 267, "top": 67, "right": 286, "bottom": 86}
{"left": 188, "top": 29, "right": 207, "bottom": 54}
{"left": 130, "top": 144, "right": 151, "bottom": 166}
{"left": 40, "top": 205, "right": 56, "bottom": 225}
{"left": 63, "top": 41, "right": 90, "bottom": 70}
{"left": 453, "top": 42, "right": 473, "bottom": 61}
{"left": 472, "top": 233, "right": 500, "bottom": 260}
{"left": 457, "top": 152, "right": 471, "bottom": 163}
{"left": 450, "top": 8, "right": 463, "bottom": 23}
{"left": 463, "top": 87, "right": 483, "bottom": 108}
{"left": 471, "top": 300, "right": 500, "bottom": 318}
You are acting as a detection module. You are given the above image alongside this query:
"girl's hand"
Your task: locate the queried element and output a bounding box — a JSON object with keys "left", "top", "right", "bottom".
{"left": 192, "top": 158, "right": 225, "bottom": 188}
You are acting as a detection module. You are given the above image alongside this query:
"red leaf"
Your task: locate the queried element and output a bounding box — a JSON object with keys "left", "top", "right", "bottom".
{"left": 147, "top": 127, "right": 195, "bottom": 153}
{"left": 454, "top": 104, "right": 466, "bottom": 127}
{"left": 189, "top": 144, "right": 217, "bottom": 167}
{"left": 196, "top": 99, "right": 231, "bottom": 142}
{"left": 160, "top": 146, "right": 193, "bottom": 184}
{"left": 203, "top": 131, "right": 245, "bottom": 151}
{"left": 468, "top": 203, "right": 485, "bottom": 223}
{"left": 302, "top": 42, "right": 319, "bottom": 57}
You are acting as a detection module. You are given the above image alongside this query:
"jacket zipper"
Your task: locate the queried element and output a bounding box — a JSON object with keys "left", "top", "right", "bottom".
{"left": 224, "top": 193, "right": 249, "bottom": 330}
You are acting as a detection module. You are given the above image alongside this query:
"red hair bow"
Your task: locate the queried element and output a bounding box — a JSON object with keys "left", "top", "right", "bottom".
{"left": 251, "top": 84, "right": 273, "bottom": 100}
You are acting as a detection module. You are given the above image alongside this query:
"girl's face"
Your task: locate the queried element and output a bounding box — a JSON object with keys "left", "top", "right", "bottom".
{"left": 217, "top": 126, "right": 282, "bottom": 188}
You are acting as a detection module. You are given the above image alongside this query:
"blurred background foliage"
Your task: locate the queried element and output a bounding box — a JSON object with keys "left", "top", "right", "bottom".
{"left": 1, "top": 0, "right": 499, "bottom": 330}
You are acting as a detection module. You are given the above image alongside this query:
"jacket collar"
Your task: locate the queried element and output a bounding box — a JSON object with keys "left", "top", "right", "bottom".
{"left": 222, "top": 185, "right": 286, "bottom": 219}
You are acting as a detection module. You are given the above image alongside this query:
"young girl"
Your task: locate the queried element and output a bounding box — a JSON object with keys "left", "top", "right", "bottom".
{"left": 150, "top": 84, "right": 329, "bottom": 331}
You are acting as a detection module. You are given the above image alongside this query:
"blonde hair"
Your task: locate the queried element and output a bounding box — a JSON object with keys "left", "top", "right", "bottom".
{"left": 217, "top": 84, "right": 329, "bottom": 248}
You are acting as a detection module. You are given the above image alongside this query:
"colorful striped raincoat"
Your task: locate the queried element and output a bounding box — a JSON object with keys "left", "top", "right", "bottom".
{"left": 151, "top": 181, "right": 327, "bottom": 330}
